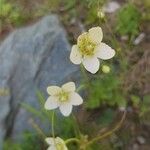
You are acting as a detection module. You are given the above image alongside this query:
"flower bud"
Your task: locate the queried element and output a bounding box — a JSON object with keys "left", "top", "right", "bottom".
{"left": 102, "top": 65, "right": 110, "bottom": 73}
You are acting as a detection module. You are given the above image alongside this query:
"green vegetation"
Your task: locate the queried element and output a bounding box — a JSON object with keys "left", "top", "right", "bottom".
{"left": 4, "top": 133, "right": 44, "bottom": 150}
{"left": 0, "top": 0, "right": 26, "bottom": 28}
{"left": 86, "top": 72, "right": 126, "bottom": 109}
{"left": 115, "top": 3, "right": 141, "bottom": 40}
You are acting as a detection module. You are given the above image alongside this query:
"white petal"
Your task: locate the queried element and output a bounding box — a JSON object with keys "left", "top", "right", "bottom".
{"left": 47, "top": 86, "right": 61, "bottom": 96}
{"left": 56, "top": 137, "right": 68, "bottom": 150}
{"left": 96, "top": 43, "right": 115, "bottom": 60}
{"left": 70, "top": 92, "right": 83, "bottom": 106}
{"left": 45, "top": 138, "right": 54, "bottom": 145}
{"left": 62, "top": 82, "right": 75, "bottom": 92}
{"left": 82, "top": 56, "right": 100, "bottom": 74}
{"left": 47, "top": 146, "right": 55, "bottom": 150}
{"left": 59, "top": 103, "right": 73, "bottom": 116}
{"left": 44, "top": 96, "right": 59, "bottom": 110}
{"left": 64, "top": 146, "right": 68, "bottom": 150}
{"left": 88, "top": 27, "right": 103, "bottom": 44}
{"left": 70, "top": 45, "right": 82, "bottom": 64}
{"left": 56, "top": 137, "right": 65, "bottom": 143}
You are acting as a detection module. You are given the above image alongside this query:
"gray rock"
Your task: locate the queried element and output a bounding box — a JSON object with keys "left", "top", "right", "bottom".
{"left": 137, "top": 136, "right": 146, "bottom": 144}
{"left": 133, "top": 33, "right": 145, "bottom": 45}
{"left": 103, "top": 1, "right": 120, "bottom": 13}
{"left": 0, "top": 15, "right": 79, "bottom": 149}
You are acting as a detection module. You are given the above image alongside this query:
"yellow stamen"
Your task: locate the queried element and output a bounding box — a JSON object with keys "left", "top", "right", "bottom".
{"left": 77, "top": 33, "right": 96, "bottom": 56}
{"left": 58, "top": 91, "right": 69, "bottom": 102}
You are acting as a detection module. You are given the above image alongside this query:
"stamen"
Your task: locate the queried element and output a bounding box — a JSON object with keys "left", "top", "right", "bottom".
{"left": 77, "top": 33, "right": 96, "bottom": 56}
{"left": 58, "top": 91, "right": 69, "bottom": 102}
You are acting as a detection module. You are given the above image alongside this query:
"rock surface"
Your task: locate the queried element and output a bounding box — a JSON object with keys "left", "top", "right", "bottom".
{"left": 103, "top": 1, "right": 120, "bottom": 13}
{"left": 0, "top": 15, "right": 79, "bottom": 149}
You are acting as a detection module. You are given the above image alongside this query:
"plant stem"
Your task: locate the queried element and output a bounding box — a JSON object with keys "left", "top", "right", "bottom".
{"left": 51, "top": 111, "right": 57, "bottom": 148}
{"left": 80, "top": 64, "right": 91, "bottom": 84}
{"left": 52, "top": 111, "right": 55, "bottom": 139}
{"left": 76, "top": 84, "right": 86, "bottom": 92}
{"left": 72, "top": 114, "right": 82, "bottom": 138}
{"left": 29, "top": 118, "right": 46, "bottom": 139}
{"left": 86, "top": 111, "right": 127, "bottom": 147}
{"left": 65, "top": 138, "right": 80, "bottom": 144}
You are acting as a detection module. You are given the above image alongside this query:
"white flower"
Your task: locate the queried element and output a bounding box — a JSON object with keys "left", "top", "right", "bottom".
{"left": 45, "top": 137, "right": 68, "bottom": 150}
{"left": 70, "top": 27, "right": 115, "bottom": 74}
{"left": 44, "top": 82, "right": 83, "bottom": 116}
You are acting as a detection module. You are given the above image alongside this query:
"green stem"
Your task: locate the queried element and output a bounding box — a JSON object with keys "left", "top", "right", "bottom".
{"left": 104, "top": 18, "right": 121, "bottom": 49}
{"left": 76, "top": 84, "right": 86, "bottom": 92}
{"left": 51, "top": 111, "right": 57, "bottom": 149}
{"left": 52, "top": 111, "right": 55, "bottom": 139}
{"left": 80, "top": 64, "right": 89, "bottom": 83}
{"left": 29, "top": 118, "right": 46, "bottom": 139}
{"left": 86, "top": 111, "right": 126, "bottom": 147}
{"left": 72, "top": 114, "right": 82, "bottom": 138}
{"left": 65, "top": 138, "right": 80, "bottom": 144}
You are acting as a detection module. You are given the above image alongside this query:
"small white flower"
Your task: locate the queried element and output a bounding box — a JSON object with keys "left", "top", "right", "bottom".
{"left": 45, "top": 82, "right": 83, "bottom": 116}
{"left": 45, "top": 137, "right": 68, "bottom": 150}
{"left": 70, "top": 27, "right": 115, "bottom": 74}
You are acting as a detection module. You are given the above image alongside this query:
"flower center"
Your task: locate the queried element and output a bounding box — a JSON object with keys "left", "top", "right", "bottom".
{"left": 58, "top": 91, "right": 69, "bottom": 102}
{"left": 77, "top": 33, "right": 96, "bottom": 56}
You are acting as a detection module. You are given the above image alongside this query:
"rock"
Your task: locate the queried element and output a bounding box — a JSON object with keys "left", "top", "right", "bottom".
{"left": 133, "top": 143, "right": 139, "bottom": 150}
{"left": 0, "top": 15, "right": 79, "bottom": 149}
{"left": 121, "top": 35, "right": 129, "bottom": 41}
{"left": 118, "top": 107, "right": 126, "bottom": 112}
{"left": 133, "top": 33, "right": 145, "bottom": 45}
{"left": 103, "top": 1, "right": 120, "bottom": 13}
{"left": 137, "top": 136, "right": 146, "bottom": 144}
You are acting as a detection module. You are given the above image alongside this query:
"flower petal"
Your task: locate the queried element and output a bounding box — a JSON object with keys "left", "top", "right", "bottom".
{"left": 59, "top": 103, "right": 73, "bottom": 116}
{"left": 96, "top": 43, "right": 115, "bottom": 60}
{"left": 47, "top": 146, "right": 55, "bottom": 150}
{"left": 47, "top": 86, "right": 61, "bottom": 96}
{"left": 56, "top": 137, "right": 68, "bottom": 150}
{"left": 88, "top": 27, "right": 103, "bottom": 44}
{"left": 44, "top": 96, "right": 59, "bottom": 110}
{"left": 64, "top": 146, "right": 68, "bottom": 150}
{"left": 82, "top": 56, "right": 100, "bottom": 74}
{"left": 62, "top": 82, "right": 75, "bottom": 92}
{"left": 70, "top": 92, "right": 83, "bottom": 106}
{"left": 70, "top": 45, "right": 82, "bottom": 64}
{"left": 56, "top": 137, "right": 65, "bottom": 144}
{"left": 45, "top": 138, "right": 54, "bottom": 145}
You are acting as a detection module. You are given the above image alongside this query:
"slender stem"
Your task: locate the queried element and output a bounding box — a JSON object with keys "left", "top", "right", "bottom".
{"left": 104, "top": 18, "right": 121, "bottom": 49}
{"left": 72, "top": 114, "right": 82, "bottom": 137}
{"left": 86, "top": 111, "right": 126, "bottom": 147}
{"left": 76, "top": 84, "right": 86, "bottom": 92}
{"left": 51, "top": 111, "right": 57, "bottom": 149}
{"left": 52, "top": 111, "right": 55, "bottom": 139}
{"left": 80, "top": 64, "right": 91, "bottom": 85}
{"left": 65, "top": 138, "right": 80, "bottom": 144}
{"left": 29, "top": 118, "right": 46, "bottom": 139}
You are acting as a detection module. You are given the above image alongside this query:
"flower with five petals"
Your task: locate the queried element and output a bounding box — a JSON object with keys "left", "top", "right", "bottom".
{"left": 44, "top": 82, "right": 83, "bottom": 116}
{"left": 70, "top": 27, "right": 115, "bottom": 74}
